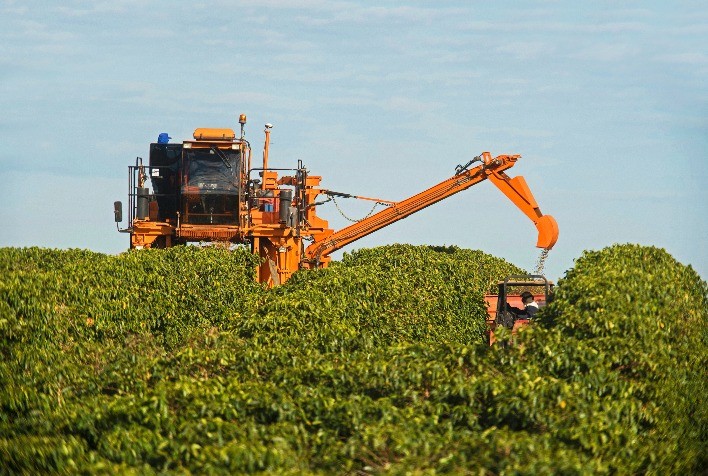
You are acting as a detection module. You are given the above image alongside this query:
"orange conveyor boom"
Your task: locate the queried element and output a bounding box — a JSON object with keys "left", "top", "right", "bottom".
{"left": 304, "top": 152, "right": 558, "bottom": 263}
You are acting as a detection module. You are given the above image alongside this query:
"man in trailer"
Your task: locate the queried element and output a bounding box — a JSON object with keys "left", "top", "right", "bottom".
{"left": 506, "top": 291, "right": 540, "bottom": 320}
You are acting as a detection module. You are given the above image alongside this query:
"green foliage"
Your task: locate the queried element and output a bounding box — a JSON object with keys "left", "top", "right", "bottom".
{"left": 0, "top": 243, "right": 705, "bottom": 474}
{"left": 243, "top": 244, "right": 522, "bottom": 353}
{"left": 523, "top": 244, "right": 708, "bottom": 473}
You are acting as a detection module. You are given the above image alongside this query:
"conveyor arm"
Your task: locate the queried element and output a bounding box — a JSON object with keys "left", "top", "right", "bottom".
{"left": 304, "top": 152, "right": 558, "bottom": 264}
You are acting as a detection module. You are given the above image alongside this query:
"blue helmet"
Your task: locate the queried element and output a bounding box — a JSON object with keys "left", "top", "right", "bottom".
{"left": 157, "top": 132, "right": 171, "bottom": 144}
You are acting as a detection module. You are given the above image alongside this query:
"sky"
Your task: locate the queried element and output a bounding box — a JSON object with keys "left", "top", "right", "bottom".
{"left": 0, "top": 0, "right": 706, "bottom": 282}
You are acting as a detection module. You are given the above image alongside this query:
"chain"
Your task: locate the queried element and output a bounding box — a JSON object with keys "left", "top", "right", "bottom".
{"left": 331, "top": 195, "right": 381, "bottom": 222}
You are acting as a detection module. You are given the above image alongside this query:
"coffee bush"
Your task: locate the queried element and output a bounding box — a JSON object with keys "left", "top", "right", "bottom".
{"left": 0, "top": 243, "right": 704, "bottom": 474}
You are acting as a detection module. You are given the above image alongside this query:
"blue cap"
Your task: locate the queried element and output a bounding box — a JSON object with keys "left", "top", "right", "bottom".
{"left": 157, "top": 132, "right": 171, "bottom": 144}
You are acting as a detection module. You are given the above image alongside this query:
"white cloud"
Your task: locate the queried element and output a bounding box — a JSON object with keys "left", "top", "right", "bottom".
{"left": 571, "top": 43, "right": 641, "bottom": 62}
{"left": 495, "top": 41, "right": 555, "bottom": 61}
{"left": 52, "top": 0, "right": 146, "bottom": 17}
{"left": 322, "top": 94, "right": 376, "bottom": 107}
{"left": 460, "top": 20, "right": 649, "bottom": 34}
{"left": 0, "top": 0, "right": 27, "bottom": 15}
{"left": 383, "top": 96, "right": 443, "bottom": 114}
{"left": 655, "top": 52, "right": 708, "bottom": 65}
{"left": 219, "top": 1, "right": 461, "bottom": 26}
{"left": 338, "top": 5, "right": 453, "bottom": 23}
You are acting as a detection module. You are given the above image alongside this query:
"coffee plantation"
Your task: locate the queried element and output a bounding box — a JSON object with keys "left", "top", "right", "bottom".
{"left": 0, "top": 244, "right": 705, "bottom": 473}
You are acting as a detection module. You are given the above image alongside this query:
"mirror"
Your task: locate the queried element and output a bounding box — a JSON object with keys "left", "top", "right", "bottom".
{"left": 114, "top": 201, "right": 123, "bottom": 223}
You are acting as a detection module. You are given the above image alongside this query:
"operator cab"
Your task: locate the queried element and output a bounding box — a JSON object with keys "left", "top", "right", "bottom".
{"left": 149, "top": 128, "right": 244, "bottom": 226}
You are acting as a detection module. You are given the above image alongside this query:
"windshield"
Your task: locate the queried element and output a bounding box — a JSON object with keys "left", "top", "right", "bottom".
{"left": 183, "top": 148, "right": 240, "bottom": 194}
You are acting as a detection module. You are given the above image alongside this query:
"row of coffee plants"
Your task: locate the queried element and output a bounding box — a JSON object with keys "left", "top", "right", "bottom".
{"left": 486, "top": 244, "right": 707, "bottom": 473}
{"left": 0, "top": 244, "right": 705, "bottom": 473}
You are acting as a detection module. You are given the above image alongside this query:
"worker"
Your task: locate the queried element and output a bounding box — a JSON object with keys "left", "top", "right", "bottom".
{"left": 506, "top": 291, "right": 539, "bottom": 320}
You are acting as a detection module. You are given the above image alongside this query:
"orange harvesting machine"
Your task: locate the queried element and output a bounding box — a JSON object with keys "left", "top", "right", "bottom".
{"left": 114, "top": 115, "right": 559, "bottom": 286}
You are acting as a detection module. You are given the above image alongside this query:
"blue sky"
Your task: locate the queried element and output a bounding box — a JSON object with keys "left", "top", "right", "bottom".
{"left": 1, "top": 0, "right": 706, "bottom": 281}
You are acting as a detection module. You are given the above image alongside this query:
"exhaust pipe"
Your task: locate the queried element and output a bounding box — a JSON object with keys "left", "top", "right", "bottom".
{"left": 136, "top": 187, "right": 149, "bottom": 220}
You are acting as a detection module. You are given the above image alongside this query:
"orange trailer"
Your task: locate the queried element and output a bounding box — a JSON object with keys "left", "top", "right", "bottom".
{"left": 486, "top": 275, "right": 554, "bottom": 345}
